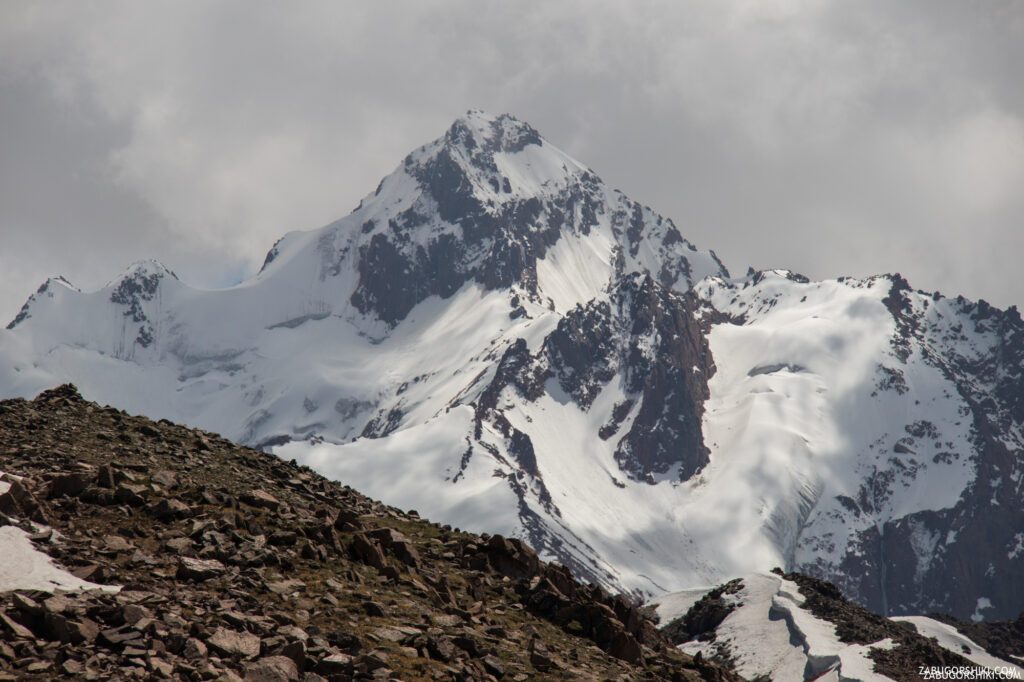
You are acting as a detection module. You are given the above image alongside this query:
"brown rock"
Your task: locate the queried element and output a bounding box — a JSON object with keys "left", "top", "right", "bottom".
{"left": 151, "top": 470, "right": 178, "bottom": 488}
{"left": 151, "top": 497, "right": 192, "bottom": 520}
{"left": 149, "top": 657, "right": 174, "bottom": 678}
{"left": 42, "top": 594, "right": 70, "bottom": 614}
{"left": 96, "top": 464, "right": 117, "bottom": 488}
{"left": 243, "top": 490, "right": 281, "bottom": 511}
{"left": 366, "top": 528, "right": 409, "bottom": 546}
{"left": 350, "top": 533, "right": 388, "bottom": 572}
{"left": 0, "top": 609, "right": 33, "bottom": 639}
{"left": 177, "top": 556, "right": 226, "bottom": 581}
{"left": 100, "top": 625, "right": 143, "bottom": 646}
{"left": 103, "top": 534, "right": 134, "bottom": 552}
{"left": 122, "top": 603, "right": 152, "bottom": 626}
{"left": 61, "top": 659, "right": 84, "bottom": 675}
{"left": 183, "top": 636, "right": 208, "bottom": 660}
{"left": 70, "top": 564, "right": 104, "bottom": 581}
{"left": 68, "top": 618, "right": 100, "bottom": 644}
{"left": 390, "top": 539, "right": 421, "bottom": 568}
{"left": 268, "top": 530, "right": 298, "bottom": 546}
{"left": 207, "top": 626, "right": 262, "bottom": 659}
{"left": 11, "top": 593, "right": 43, "bottom": 616}
{"left": 115, "top": 483, "right": 147, "bottom": 506}
{"left": 0, "top": 478, "right": 47, "bottom": 523}
{"left": 48, "top": 472, "right": 89, "bottom": 498}
{"left": 44, "top": 612, "right": 73, "bottom": 642}
{"left": 354, "top": 650, "right": 389, "bottom": 672}
{"left": 607, "top": 630, "right": 643, "bottom": 664}
{"left": 453, "top": 634, "right": 481, "bottom": 658}
{"left": 485, "top": 534, "right": 540, "bottom": 579}
{"left": 427, "top": 635, "right": 457, "bottom": 663}
{"left": 244, "top": 656, "right": 299, "bottom": 681}
{"left": 280, "top": 639, "right": 306, "bottom": 671}
{"left": 314, "top": 653, "right": 353, "bottom": 676}
{"left": 299, "top": 674, "right": 327, "bottom": 682}
{"left": 333, "top": 510, "right": 364, "bottom": 532}
{"left": 482, "top": 654, "right": 505, "bottom": 678}
{"left": 528, "top": 639, "right": 559, "bottom": 671}
{"left": 165, "top": 536, "right": 194, "bottom": 553}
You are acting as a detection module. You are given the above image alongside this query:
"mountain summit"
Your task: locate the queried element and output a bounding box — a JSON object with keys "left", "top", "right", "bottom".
{"left": 1, "top": 112, "right": 1022, "bottom": 623}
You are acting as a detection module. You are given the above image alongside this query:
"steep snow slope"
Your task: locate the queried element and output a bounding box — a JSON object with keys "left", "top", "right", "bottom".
{"left": 1, "top": 111, "right": 1021, "bottom": 620}
{"left": 695, "top": 273, "right": 979, "bottom": 613}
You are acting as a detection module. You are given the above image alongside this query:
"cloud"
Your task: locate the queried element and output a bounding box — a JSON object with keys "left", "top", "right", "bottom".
{"left": 1, "top": 0, "right": 1022, "bottom": 323}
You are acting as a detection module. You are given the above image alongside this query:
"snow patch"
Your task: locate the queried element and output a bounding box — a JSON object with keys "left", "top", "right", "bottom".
{"left": 0, "top": 526, "right": 118, "bottom": 594}
{"left": 972, "top": 597, "right": 994, "bottom": 623}
{"left": 894, "top": 616, "right": 1023, "bottom": 674}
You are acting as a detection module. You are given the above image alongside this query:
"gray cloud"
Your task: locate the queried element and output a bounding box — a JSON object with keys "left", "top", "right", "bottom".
{"left": 1, "top": 0, "right": 1022, "bottom": 322}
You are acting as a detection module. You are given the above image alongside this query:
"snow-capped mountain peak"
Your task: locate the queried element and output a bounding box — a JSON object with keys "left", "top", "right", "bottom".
{"left": 6, "top": 276, "right": 78, "bottom": 330}
{"left": 253, "top": 111, "right": 725, "bottom": 328}
{"left": 412, "top": 109, "right": 586, "bottom": 204}
{"left": 2, "top": 113, "right": 1021, "bottom": 625}
{"left": 105, "top": 258, "right": 180, "bottom": 288}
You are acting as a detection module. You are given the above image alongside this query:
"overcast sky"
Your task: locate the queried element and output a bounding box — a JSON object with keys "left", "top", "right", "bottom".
{"left": 1, "top": 1, "right": 1023, "bottom": 323}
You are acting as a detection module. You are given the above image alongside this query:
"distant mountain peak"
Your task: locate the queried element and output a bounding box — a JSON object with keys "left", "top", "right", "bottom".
{"left": 108, "top": 259, "right": 179, "bottom": 286}
{"left": 396, "top": 110, "right": 586, "bottom": 224}
{"left": 5, "top": 276, "right": 78, "bottom": 330}
{"left": 443, "top": 110, "right": 544, "bottom": 155}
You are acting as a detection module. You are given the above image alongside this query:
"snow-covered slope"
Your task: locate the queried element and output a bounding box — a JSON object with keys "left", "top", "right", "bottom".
{"left": 893, "top": 616, "right": 1024, "bottom": 672}
{"left": 654, "top": 572, "right": 1024, "bottom": 681}
{"left": 1, "top": 111, "right": 1021, "bottom": 621}
{"left": 694, "top": 271, "right": 1024, "bottom": 619}
{"left": 655, "top": 573, "right": 895, "bottom": 681}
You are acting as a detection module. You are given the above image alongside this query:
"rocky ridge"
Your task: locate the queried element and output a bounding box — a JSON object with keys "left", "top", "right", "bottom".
{"left": 0, "top": 385, "right": 736, "bottom": 681}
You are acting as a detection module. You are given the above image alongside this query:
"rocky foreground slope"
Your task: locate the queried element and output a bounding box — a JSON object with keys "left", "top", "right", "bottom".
{"left": 0, "top": 385, "right": 737, "bottom": 681}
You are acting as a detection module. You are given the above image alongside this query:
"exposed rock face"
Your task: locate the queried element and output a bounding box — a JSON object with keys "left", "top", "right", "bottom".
{"left": 347, "top": 113, "right": 723, "bottom": 327}
{"left": 662, "top": 579, "right": 743, "bottom": 646}
{"left": 0, "top": 385, "right": 736, "bottom": 680}
{"left": 106, "top": 260, "right": 178, "bottom": 350}
{"left": 484, "top": 273, "right": 718, "bottom": 484}
{"left": 814, "top": 280, "right": 1024, "bottom": 620}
